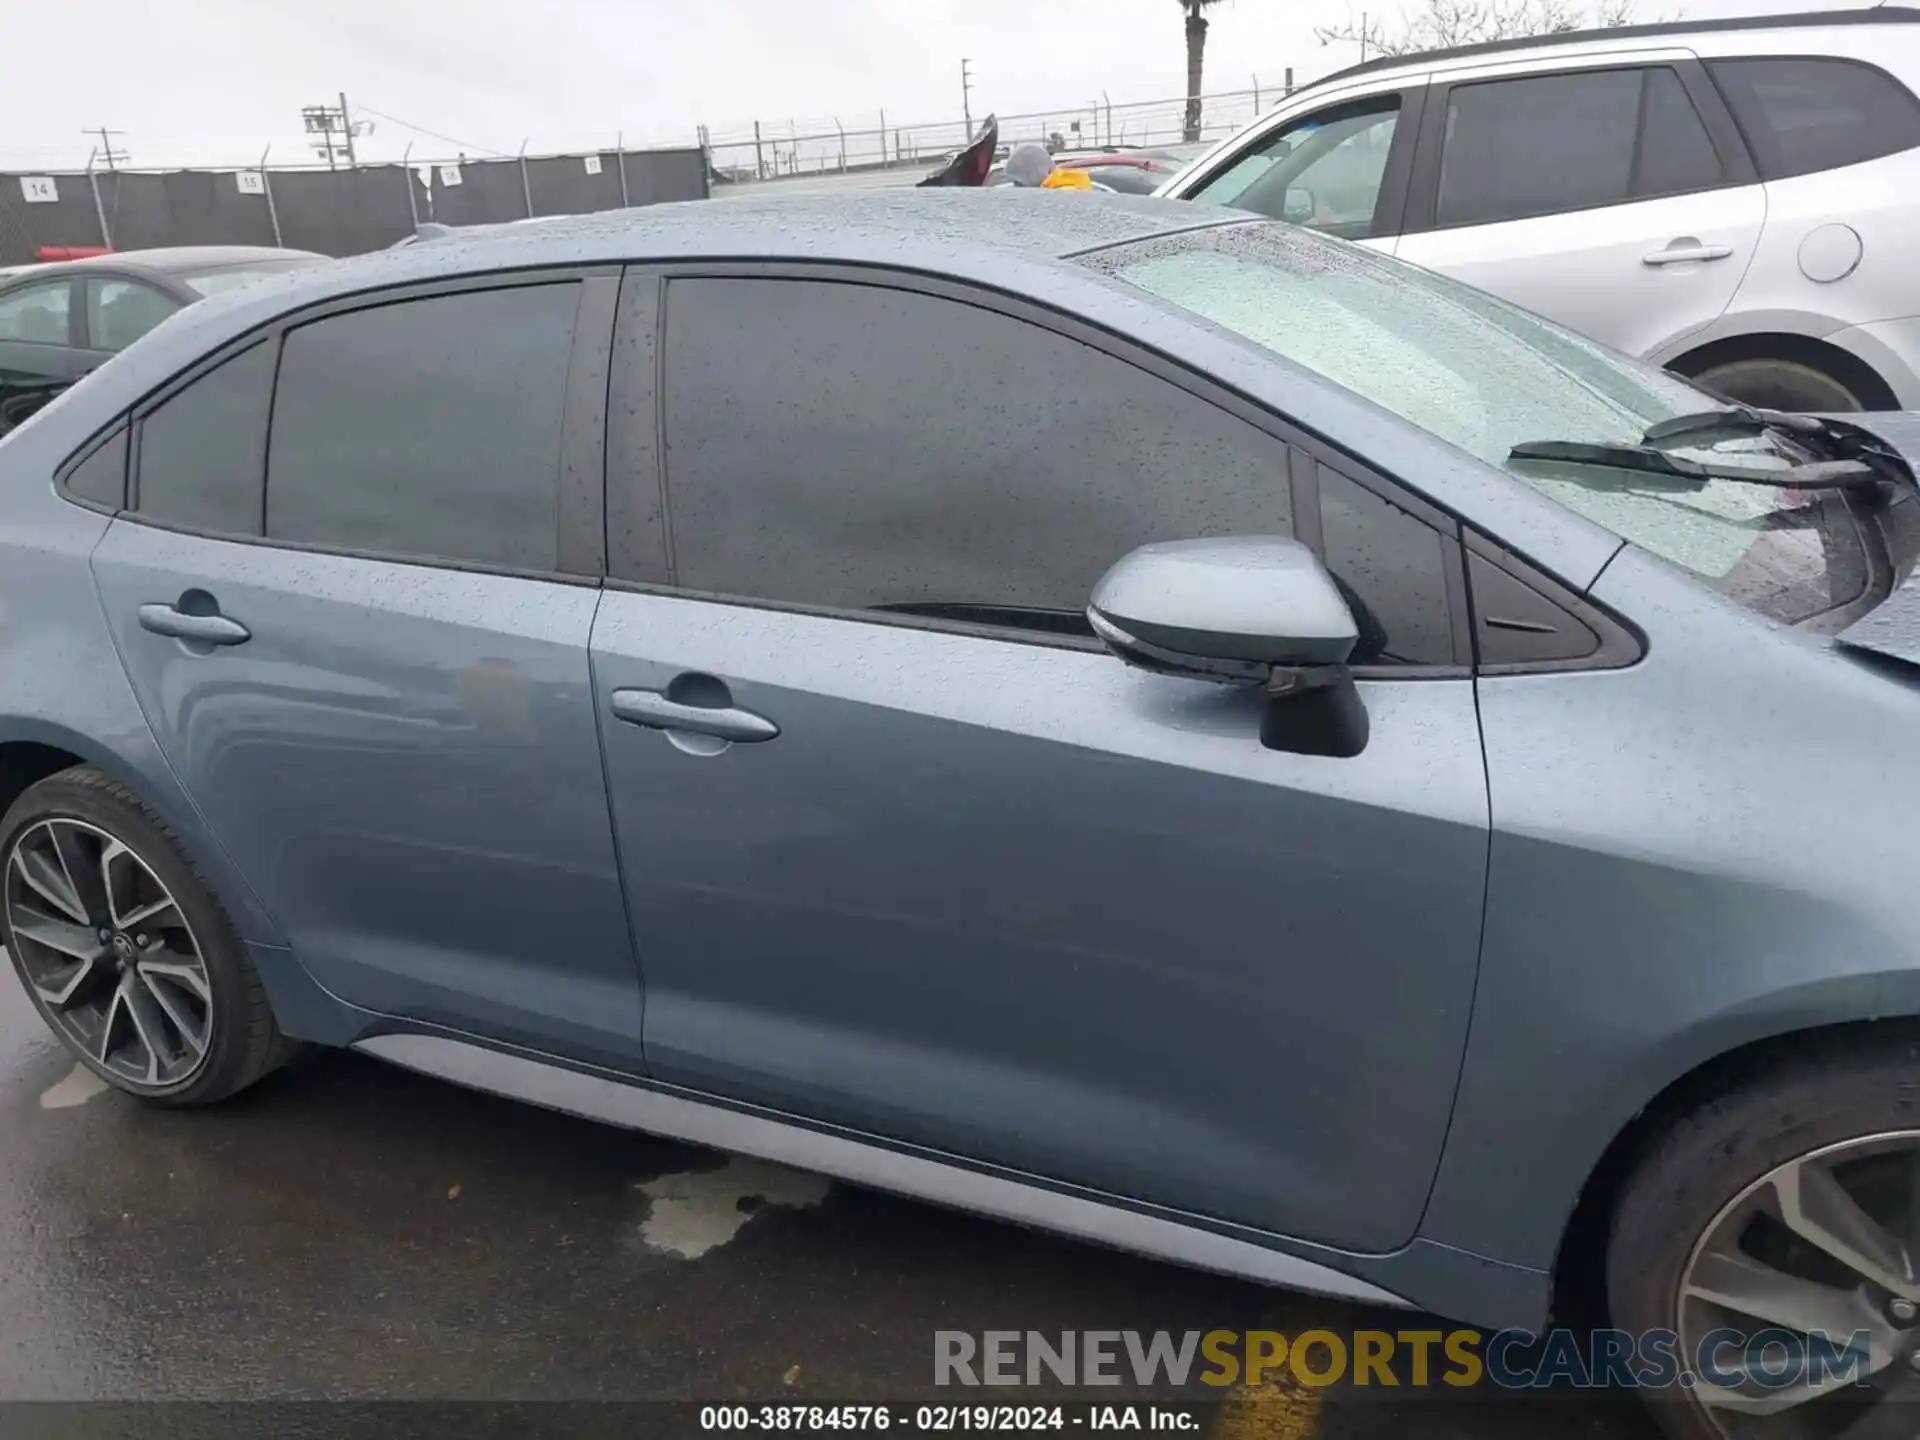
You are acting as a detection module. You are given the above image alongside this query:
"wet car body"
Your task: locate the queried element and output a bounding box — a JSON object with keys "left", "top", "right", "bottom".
{"left": 3, "top": 192, "right": 1920, "bottom": 1437}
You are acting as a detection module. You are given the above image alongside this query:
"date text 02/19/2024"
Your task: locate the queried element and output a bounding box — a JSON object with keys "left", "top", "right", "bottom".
{"left": 699, "top": 1406, "right": 1200, "bottom": 1431}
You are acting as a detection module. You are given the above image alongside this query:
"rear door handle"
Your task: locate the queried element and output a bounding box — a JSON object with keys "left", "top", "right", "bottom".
{"left": 609, "top": 688, "right": 780, "bottom": 743}
{"left": 1643, "top": 244, "right": 1734, "bottom": 266}
{"left": 136, "top": 604, "right": 251, "bottom": 646}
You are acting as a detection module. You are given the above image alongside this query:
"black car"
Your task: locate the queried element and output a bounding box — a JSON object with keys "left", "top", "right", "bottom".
{"left": 0, "top": 246, "right": 325, "bottom": 433}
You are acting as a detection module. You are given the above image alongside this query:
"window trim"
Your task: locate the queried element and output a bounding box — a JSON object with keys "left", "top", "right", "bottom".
{"left": 1182, "top": 82, "right": 1429, "bottom": 241}
{"left": 619, "top": 260, "right": 1477, "bottom": 678}
{"left": 1402, "top": 59, "right": 1756, "bottom": 235}
{"left": 605, "top": 270, "right": 671, "bottom": 586}
{"left": 104, "top": 266, "right": 617, "bottom": 586}
{"left": 1464, "top": 530, "right": 1644, "bottom": 676}
{"left": 1702, "top": 52, "right": 1920, "bottom": 183}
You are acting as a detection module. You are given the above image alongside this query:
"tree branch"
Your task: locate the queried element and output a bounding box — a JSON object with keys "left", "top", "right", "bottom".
{"left": 1313, "top": 0, "right": 1650, "bottom": 56}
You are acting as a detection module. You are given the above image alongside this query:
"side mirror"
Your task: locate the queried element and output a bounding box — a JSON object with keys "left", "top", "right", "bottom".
{"left": 1282, "top": 186, "right": 1315, "bottom": 224}
{"left": 1088, "top": 537, "right": 1369, "bottom": 757}
{"left": 1088, "top": 537, "right": 1356, "bottom": 680}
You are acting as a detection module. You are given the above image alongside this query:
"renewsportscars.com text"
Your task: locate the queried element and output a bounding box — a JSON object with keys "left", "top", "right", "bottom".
{"left": 933, "top": 1328, "right": 1874, "bottom": 1392}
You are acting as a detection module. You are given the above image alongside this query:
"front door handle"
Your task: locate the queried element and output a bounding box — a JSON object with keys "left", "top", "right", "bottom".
{"left": 136, "top": 604, "right": 250, "bottom": 646}
{"left": 1643, "top": 242, "right": 1734, "bottom": 266}
{"left": 609, "top": 688, "right": 780, "bottom": 743}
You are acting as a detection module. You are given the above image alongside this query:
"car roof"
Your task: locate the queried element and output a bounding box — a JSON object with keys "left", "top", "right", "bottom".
{"left": 74, "top": 191, "right": 1241, "bottom": 390}
{"left": 515, "top": 189, "right": 1221, "bottom": 260}
{"left": 215, "top": 191, "right": 1231, "bottom": 299}
{"left": 59, "top": 246, "right": 324, "bottom": 275}
{"left": 1308, "top": 4, "right": 1920, "bottom": 91}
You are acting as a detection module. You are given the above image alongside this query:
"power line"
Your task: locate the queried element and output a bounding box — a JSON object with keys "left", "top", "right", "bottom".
{"left": 350, "top": 102, "right": 508, "bottom": 157}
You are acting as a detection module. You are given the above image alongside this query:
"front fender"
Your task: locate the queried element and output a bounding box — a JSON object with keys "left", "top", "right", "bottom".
{"left": 1421, "top": 546, "right": 1920, "bottom": 1272}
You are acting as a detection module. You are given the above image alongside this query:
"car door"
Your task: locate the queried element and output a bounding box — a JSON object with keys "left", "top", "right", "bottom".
{"left": 1392, "top": 57, "right": 1764, "bottom": 359}
{"left": 589, "top": 268, "right": 1490, "bottom": 1254}
{"left": 88, "top": 271, "right": 649, "bottom": 1071}
{"left": 1175, "top": 83, "right": 1427, "bottom": 251}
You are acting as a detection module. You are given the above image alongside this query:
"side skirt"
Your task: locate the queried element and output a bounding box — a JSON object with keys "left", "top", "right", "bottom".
{"left": 356, "top": 1032, "right": 1414, "bottom": 1309}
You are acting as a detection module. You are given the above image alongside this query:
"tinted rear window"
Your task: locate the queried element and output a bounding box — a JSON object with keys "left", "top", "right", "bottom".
{"left": 265, "top": 284, "right": 577, "bottom": 569}
{"left": 65, "top": 427, "right": 128, "bottom": 508}
{"left": 134, "top": 341, "right": 275, "bottom": 533}
{"left": 1708, "top": 57, "right": 1920, "bottom": 179}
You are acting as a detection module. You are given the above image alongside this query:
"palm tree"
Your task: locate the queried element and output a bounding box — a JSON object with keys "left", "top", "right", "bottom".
{"left": 1182, "top": 0, "right": 1228, "bottom": 143}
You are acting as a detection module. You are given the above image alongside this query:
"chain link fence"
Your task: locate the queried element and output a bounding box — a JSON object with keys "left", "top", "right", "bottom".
{"left": 0, "top": 143, "right": 709, "bottom": 265}
{"left": 702, "top": 77, "right": 1300, "bottom": 186}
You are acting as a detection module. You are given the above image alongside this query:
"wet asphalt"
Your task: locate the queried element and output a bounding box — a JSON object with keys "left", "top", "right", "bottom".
{"left": 0, "top": 960, "right": 1657, "bottom": 1439}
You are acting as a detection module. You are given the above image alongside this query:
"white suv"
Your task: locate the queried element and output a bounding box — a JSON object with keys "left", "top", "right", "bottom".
{"left": 1157, "top": 7, "right": 1920, "bottom": 411}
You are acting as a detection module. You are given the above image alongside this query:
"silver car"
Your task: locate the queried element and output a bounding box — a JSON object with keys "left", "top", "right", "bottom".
{"left": 2, "top": 191, "right": 1919, "bottom": 1437}
{"left": 1159, "top": 7, "right": 1920, "bottom": 416}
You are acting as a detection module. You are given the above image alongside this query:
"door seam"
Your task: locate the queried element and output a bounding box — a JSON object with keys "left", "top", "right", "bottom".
{"left": 585, "top": 585, "right": 652, "bottom": 1074}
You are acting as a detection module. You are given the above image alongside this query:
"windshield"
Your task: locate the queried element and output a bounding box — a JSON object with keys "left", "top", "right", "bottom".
{"left": 1081, "top": 221, "right": 1870, "bottom": 625}
{"left": 178, "top": 260, "right": 320, "bottom": 298}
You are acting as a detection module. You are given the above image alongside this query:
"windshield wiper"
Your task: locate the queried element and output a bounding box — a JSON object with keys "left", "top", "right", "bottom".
{"left": 1639, "top": 402, "right": 1832, "bottom": 446}
{"left": 1507, "top": 439, "right": 1886, "bottom": 491}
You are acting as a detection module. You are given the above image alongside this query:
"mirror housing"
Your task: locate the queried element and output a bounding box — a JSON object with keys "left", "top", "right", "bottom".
{"left": 1089, "top": 538, "right": 1371, "bottom": 758}
{"left": 1282, "top": 186, "right": 1315, "bottom": 224}
{"left": 1087, "top": 537, "right": 1357, "bottom": 685}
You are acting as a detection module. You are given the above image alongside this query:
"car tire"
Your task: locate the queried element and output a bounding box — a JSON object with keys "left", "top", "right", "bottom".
{"left": 0, "top": 765, "right": 297, "bottom": 1106}
{"left": 1684, "top": 356, "right": 1870, "bottom": 413}
{"left": 1607, "top": 1036, "right": 1920, "bottom": 1440}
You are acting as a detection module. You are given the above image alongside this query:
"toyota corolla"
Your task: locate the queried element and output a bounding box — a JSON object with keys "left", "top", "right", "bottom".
{"left": 2, "top": 191, "right": 1918, "bottom": 1439}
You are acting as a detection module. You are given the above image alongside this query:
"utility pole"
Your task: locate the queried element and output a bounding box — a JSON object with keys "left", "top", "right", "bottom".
{"left": 85, "top": 128, "right": 129, "bottom": 171}
{"left": 961, "top": 59, "right": 974, "bottom": 136}
{"left": 1359, "top": 12, "right": 1370, "bottom": 63}
{"left": 299, "top": 96, "right": 371, "bottom": 169}
{"left": 339, "top": 93, "right": 359, "bottom": 167}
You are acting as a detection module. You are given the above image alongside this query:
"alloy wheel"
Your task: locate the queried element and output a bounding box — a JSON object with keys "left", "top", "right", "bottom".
{"left": 1679, "top": 1131, "right": 1920, "bottom": 1437}
{"left": 4, "top": 817, "right": 213, "bottom": 1091}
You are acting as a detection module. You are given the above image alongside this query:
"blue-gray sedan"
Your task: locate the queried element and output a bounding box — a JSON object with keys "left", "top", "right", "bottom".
{"left": 2, "top": 190, "right": 1917, "bottom": 1438}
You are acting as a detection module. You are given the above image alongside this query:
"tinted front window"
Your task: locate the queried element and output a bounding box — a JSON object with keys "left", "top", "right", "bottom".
{"left": 1320, "top": 468, "right": 1458, "bottom": 665}
{"left": 661, "top": 278, "right": 1293, "bottom": 635}
{"left": 0, "top": 282, "right": 71, "bottom": 346}
{"left": 1708, "top": 57, "right": 1920, "bottom": 180}
{"left": 1086, "top": 222, "right": 1862, "bottom": 625}
{"left": 135, "top": 341, "right": 275, "bottom": 534}
{"left": 266, "top": 284, "right": 577, "bottom": 569}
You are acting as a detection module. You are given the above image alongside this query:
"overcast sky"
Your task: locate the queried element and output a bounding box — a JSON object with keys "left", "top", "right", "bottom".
{"left": 0, "top": 0, "right": 1865, "bottom": 172}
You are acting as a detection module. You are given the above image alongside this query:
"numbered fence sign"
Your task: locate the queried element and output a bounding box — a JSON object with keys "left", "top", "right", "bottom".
{"left": 235, "top": 171, "right": 266, "bottom": 195}
{"left": 583, "top": 154, "right": 603, "bottom": 175}
{"left": 18, "top": 176, "right": 58, "bottom": 204}
{"left": 438, "top": 164, "right": 463, "bottom": 187}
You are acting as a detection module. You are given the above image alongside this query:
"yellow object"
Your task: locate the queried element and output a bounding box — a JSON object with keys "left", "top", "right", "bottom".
{"left": 1041, "top": 168, "right": 1093, "bottom": 190}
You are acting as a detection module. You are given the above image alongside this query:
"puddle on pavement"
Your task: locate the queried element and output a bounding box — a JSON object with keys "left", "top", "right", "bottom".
{"left": 39, "top": 1062, "right": 110, "bottom": 1110}
{"left": 637, "top": 1155, "right": 831, "bottom": 1258}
